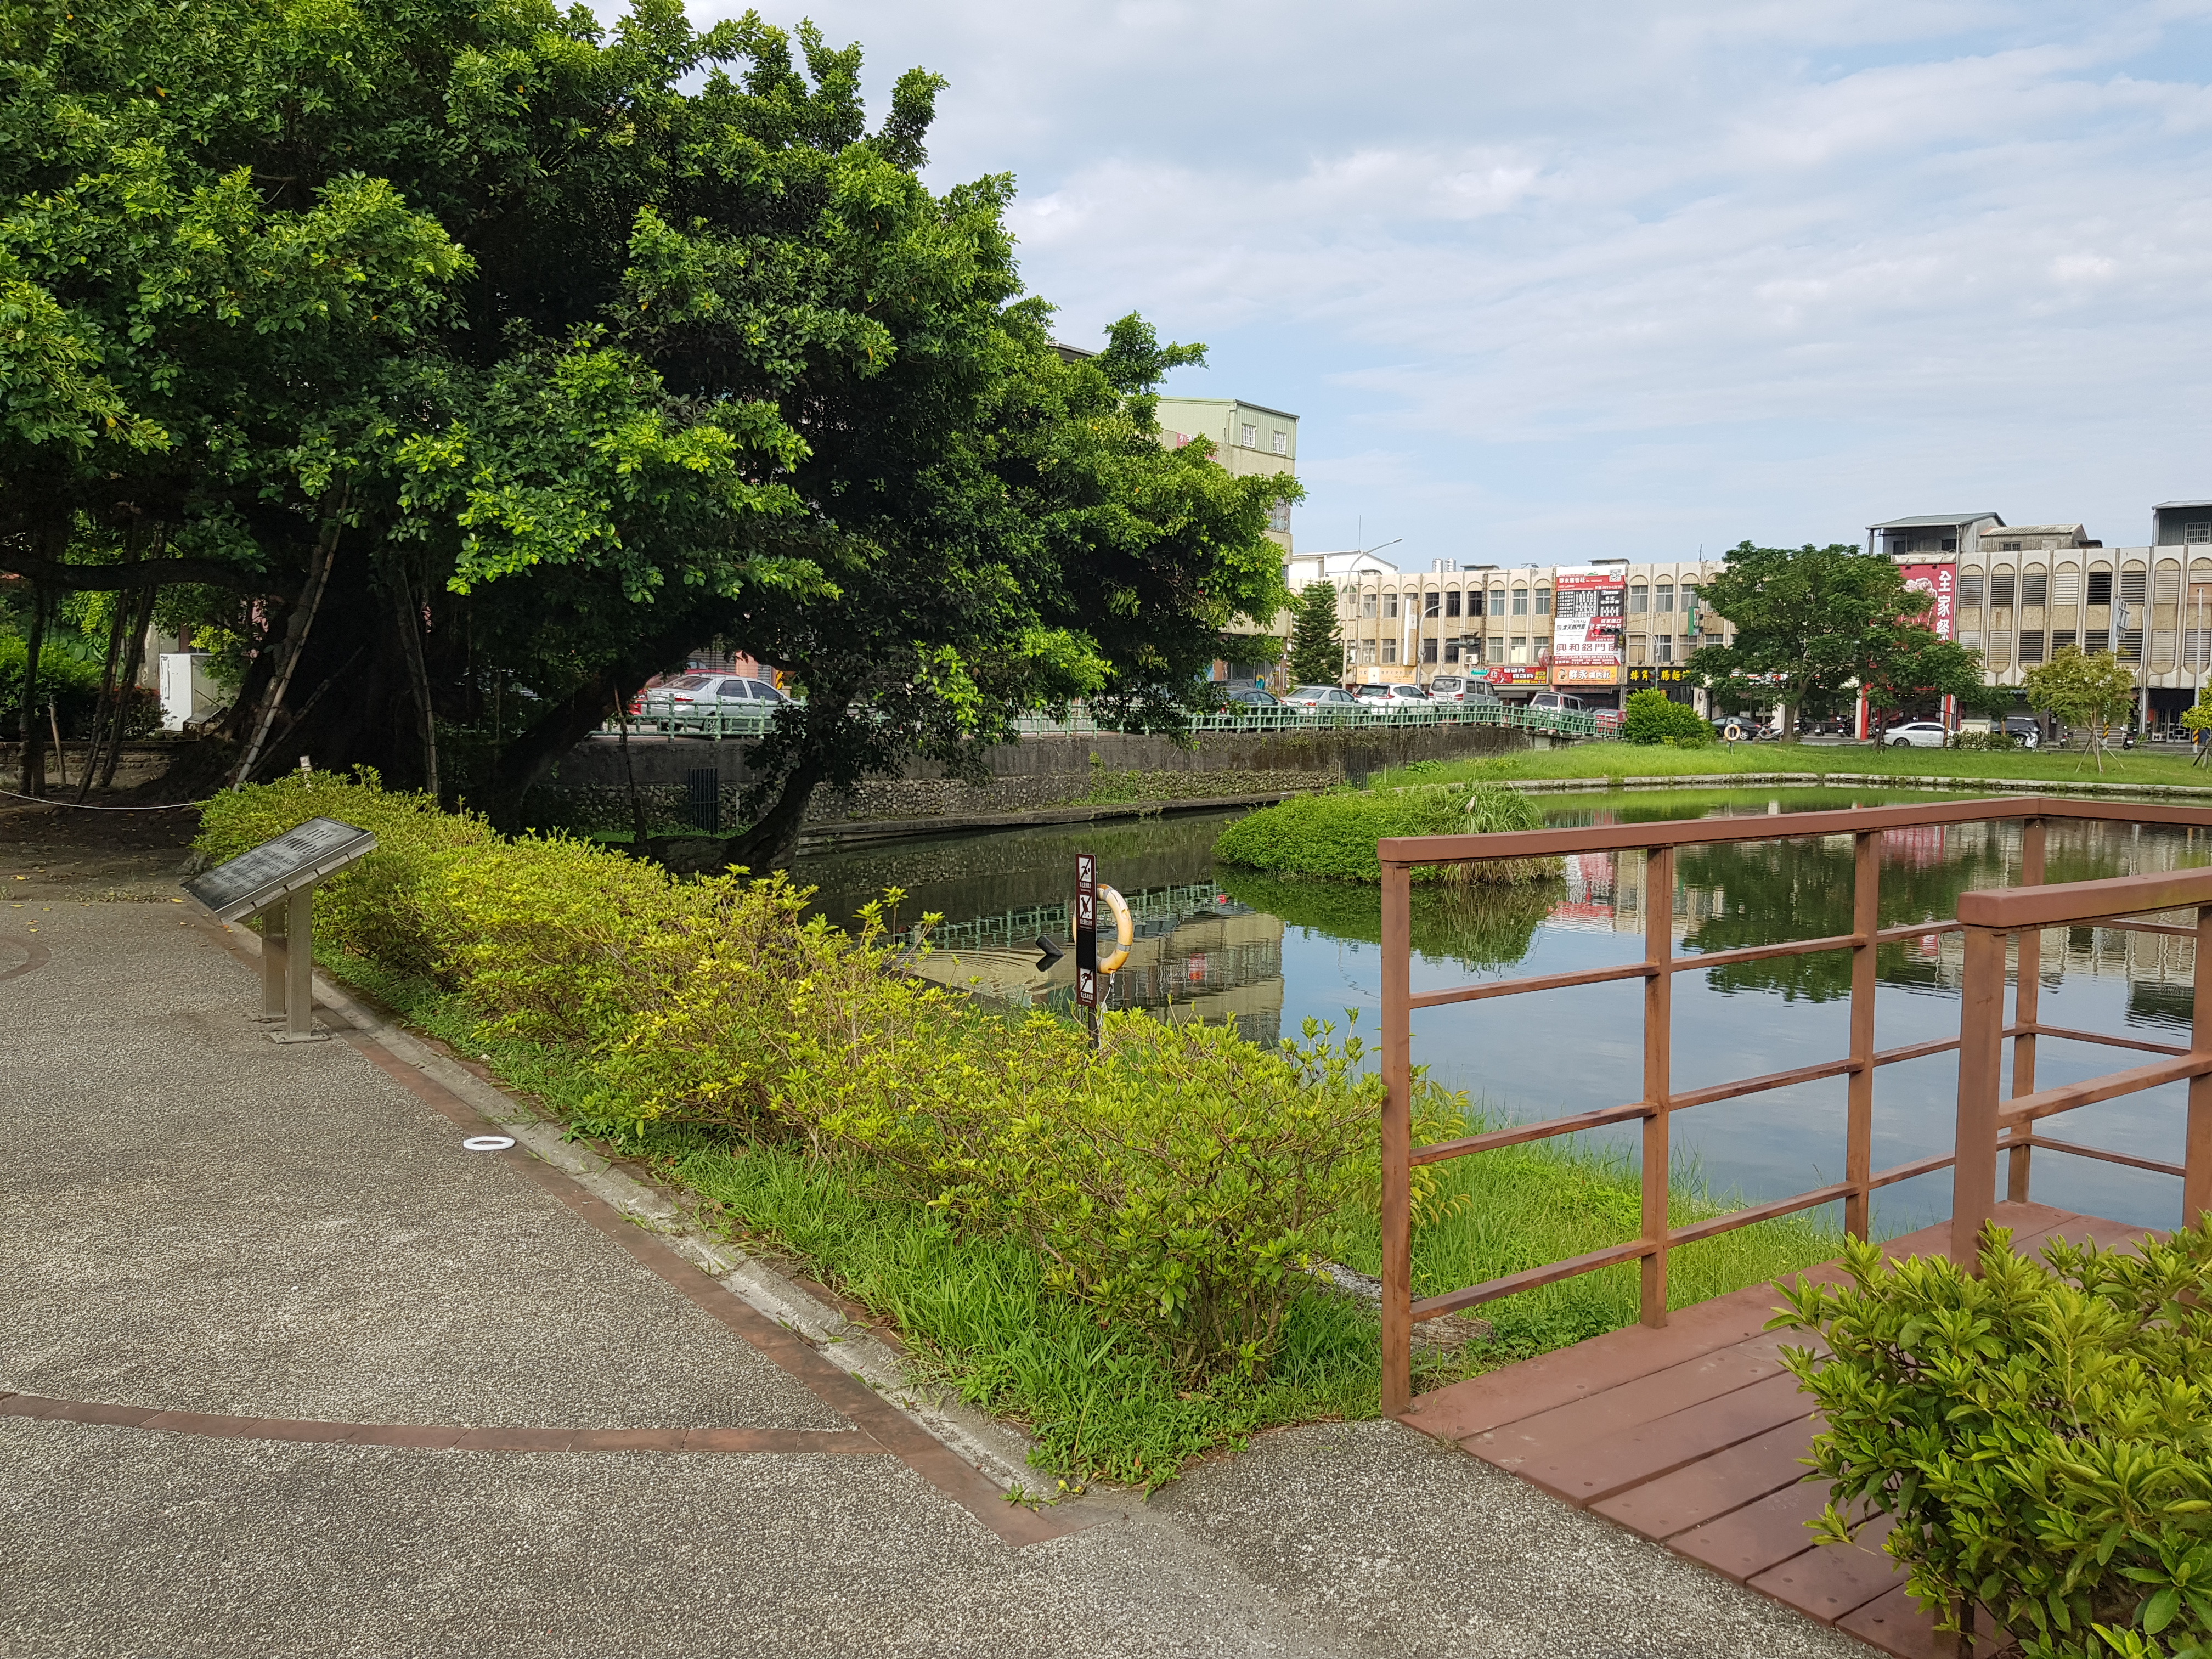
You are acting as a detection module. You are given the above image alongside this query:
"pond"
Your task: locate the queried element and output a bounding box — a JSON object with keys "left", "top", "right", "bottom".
{"left": 791, "top": 787, "right": 2212, "bottom": 1237}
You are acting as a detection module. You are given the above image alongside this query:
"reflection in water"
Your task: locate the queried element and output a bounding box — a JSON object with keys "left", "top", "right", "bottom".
{"left": 791, "top": 791, "right": 2212, "bottom": 1231}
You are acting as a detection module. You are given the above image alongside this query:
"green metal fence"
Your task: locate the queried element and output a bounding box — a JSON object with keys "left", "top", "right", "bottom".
{"left": 604, "top": 699, "right": 1609, "bottom": 742}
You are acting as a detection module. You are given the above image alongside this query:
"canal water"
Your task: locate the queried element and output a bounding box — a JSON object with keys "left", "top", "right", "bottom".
{"left": 791, "top": 789, "right": 2212, "bottom": 1235}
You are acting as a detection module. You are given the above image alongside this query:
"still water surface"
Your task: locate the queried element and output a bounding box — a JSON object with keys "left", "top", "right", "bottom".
{"left": 792, "top": 789, "right": 2212, "bottom": 1234}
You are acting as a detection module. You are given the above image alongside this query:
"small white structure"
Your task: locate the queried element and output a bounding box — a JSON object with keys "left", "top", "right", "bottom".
{"left": 158, "top": 652, "right": 220, "bottom": 731}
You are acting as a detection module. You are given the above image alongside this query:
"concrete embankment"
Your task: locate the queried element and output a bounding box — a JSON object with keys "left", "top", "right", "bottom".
{"left": 533, "top": 723, "right": 1534, "bottom": 840}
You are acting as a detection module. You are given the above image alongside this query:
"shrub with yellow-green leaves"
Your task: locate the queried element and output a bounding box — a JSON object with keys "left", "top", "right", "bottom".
{"left": 1772, "top": 1222, "right": 2212, "bottom": 1658}
{"left": 196, "top": 773, "right": 1393, "bottom": 1385}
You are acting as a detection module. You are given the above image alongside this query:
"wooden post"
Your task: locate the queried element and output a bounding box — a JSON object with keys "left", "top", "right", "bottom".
{"left": 1380, "top": 860, "right": 1414, "bottom": 1417}
{"left": 1845, "top": 831, "right": 1879, "bottom": 1239}
{"left": 1641, "top": 845, "right": 1675, "bottom": 1327}
{"left": 2006, "top": 817, "right": 2046, "bottom": 1203}
{"left": 2188, "top": 902, "right": 2212, "bottom": 1227}
{"left": 1951, "top": 924, "right": 2008, "bottom": 1268}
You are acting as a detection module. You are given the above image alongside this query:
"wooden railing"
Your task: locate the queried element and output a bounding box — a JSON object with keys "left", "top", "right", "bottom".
{"left": 1376, "top": 795, "right": 2212, "bottom": 1417}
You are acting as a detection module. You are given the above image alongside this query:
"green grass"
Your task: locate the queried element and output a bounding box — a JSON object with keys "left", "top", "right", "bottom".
{"left": 313, "top": 940, "right": 1840, "bottom": 1488}
{"left": 1374, "top": 741, "right": 2212, "bottom": 792}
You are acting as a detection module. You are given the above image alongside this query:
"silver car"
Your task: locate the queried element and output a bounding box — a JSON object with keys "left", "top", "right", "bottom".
{"left": 1283, "top": 685, "right": 1363, "bottom": 708}
{"left": 642, "top": 674, "right": 794, "bottom": 725}
{"left": 1885, "top": 720, "right": 1949, "bottom": 748}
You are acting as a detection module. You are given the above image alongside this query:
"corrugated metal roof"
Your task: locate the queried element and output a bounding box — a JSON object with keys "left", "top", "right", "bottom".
{"left": 1865, "top": 513, "right": 2004, "bottom": 529}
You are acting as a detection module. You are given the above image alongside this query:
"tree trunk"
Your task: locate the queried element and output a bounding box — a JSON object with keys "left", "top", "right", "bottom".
{"left": 385, "top": 556, "right": 439, "bottom": 800}
{"left": 232, "top": 502, "right": 346, "bottom": 789}
{"left": 16, "top": 583, "right": 48, "bottom": 797}
{"left": 614, "top": 679, "right": 652, "bottom": 846}
{"left": 75, "top": 557, "right": 134, "bottom": 802}
{"left": 723, "top": 750, "right": 829, "bottom": 873}
{"left": 98, "top": 582, "right": 157, "bottom": 789}
{"left": 1780, "top": 699, "right": 1798, "bottom": 743}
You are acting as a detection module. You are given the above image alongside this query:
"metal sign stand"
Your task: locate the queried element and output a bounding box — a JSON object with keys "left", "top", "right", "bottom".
{"left": 183, "top": 816, "right": 379, "bottom": 1045}
{"left": 1076, "top": 853, "right": 1099, "bottom": 1048}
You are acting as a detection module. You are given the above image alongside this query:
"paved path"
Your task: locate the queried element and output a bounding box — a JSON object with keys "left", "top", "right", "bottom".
{"left": 1, "top": 856, "right": 1865, "bottom": 1658}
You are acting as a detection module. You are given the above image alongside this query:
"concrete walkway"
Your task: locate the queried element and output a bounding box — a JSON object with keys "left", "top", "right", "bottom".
{"left": 1, "top": 856, "right": 1866, "bottom": 1658}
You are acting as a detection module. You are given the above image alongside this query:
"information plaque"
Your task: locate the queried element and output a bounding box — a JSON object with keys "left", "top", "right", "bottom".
{"left": 183, "top": 817, "right": 378, "bottom": 923}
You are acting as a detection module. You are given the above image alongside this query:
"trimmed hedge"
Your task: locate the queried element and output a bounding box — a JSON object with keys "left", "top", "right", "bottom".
{"left": 1212, "top": 781, "right": 1559, "bottom": 883}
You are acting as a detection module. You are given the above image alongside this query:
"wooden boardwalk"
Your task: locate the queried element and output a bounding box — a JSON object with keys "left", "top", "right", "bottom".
{"left": 1401, "top": 1201, "right": 2161, "bottom": 1659}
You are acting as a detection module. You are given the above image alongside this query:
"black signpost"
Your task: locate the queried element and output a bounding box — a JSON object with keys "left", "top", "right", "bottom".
{"left": 183, "top": 816, "right": 378, "bottom": 1043}
{"left": 1075, "top": 852, "right": 1098, "bottom": 1045}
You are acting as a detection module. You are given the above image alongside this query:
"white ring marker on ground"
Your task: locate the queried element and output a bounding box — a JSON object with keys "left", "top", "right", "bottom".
{"left": 461, "top": 1135, "right": 516, "bottom": 1152}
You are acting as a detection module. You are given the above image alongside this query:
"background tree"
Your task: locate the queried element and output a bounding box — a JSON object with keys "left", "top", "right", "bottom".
{"left": 1685, "top": 542, "right": 1955, "bottom": 740}
{"left": 0, "top": 1, "right": 1286, "bottom": 855}
{"left": 2182, "top": 685, "right": 2212, "bottom": 767}
{"left": 2025, "top": 646, "right": 2140, "bottom": 773}
{"left": 1858, "top": 628, "right": 2005, "bottom": 726}
{"left": 1285, "top": 579, "right": 1344, "bottom": 685}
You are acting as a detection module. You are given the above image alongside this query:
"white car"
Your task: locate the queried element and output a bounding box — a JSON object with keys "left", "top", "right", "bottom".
{"left": 1885, "top": 720, "right": 1949, "bottom": 748}
{"left": 1283, "top": 685, "right": 1362, "bottom": 708}
{"left": 1355, "top": 684, "right": 1432, "bottom": 704}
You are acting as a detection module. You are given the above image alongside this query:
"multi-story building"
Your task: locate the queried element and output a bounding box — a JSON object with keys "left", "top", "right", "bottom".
{"left": 1150, "top": 393, "right": 1299, "bottom": 682}
{"left": 1869, "top": 504, "right": 2212, "bottom": 727}
{"left": 1318, "top": 555, "right": 1735, "bottom": 709}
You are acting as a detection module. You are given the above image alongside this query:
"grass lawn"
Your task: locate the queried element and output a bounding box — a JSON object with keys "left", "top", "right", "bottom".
{"left": 315, "top": 943, "right": 1841, "bottom": 1489}
{"left": 1379, "top": 740, "right": 2212, "bottom": 792}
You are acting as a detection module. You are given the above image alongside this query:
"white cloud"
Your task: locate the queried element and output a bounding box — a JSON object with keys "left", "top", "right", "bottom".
{"left": 699, "top": 0, "right": 2212, "bottom": 555}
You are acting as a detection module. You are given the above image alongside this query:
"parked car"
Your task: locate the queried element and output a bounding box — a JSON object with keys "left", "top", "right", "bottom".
{"left": 1885, "top": 720, "right": 1950, "bottom": 748}
{"left": 2002, "top": 716, "right": 2041, "bottom": 749}
{"left": 1527, "top": 691, "right": 1585, "bottom": 713}
{"left": 1711, "top": 716, "right": 1781, "bottom": 742}
{"left": 640, "top": 674, "right": 795, "bottom": 723}
{"left": 1283, "top": 685, "right": 1363, "bottom": 709}
{"left": 1355, "top": 683, "right": 1433, "bottom": 704}
{"left": 1429, "top": 674, "right": 1506, "bottom": 712}
{"left": 1221, "top": 686, "right": 1282, "bottom": 709}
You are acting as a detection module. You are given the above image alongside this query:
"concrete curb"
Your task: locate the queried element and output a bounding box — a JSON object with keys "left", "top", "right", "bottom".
{"left": 1503, "top": 770, "right": 2212, "bottom": 798}
{"left": 237, "top": 930, "right": 1049, "bottom": 1498}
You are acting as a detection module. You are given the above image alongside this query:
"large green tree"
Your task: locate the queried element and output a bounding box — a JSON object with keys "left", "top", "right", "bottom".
{"left": 1685, "top": 541, "right": 1988, "bottom": 740}
{"left": 0, "top": 0, "right": 1285, "bottom": 857}
{"left": 1284, "top": 578, "right": 1343, "bottom": 686}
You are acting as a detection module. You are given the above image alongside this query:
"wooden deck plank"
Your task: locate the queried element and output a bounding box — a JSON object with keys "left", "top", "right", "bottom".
{"left": 1837, "top": 1583, "right": 2014, "bottom": 1658}
{"left": 1669, "top": 1477, "right": 1835, "bottom": 1581}
{"left": 1477, "top": 1369, "right": 1815, "bottom": 1506}
{"left": 1459, "top": 1336, "right": 1796, "bottom": 1464}
{"left": 1748, "top": 1516, "right": 1902, "bottom": 1621}
{"left": 1590, "top": 1415, "right": 1820, "bottom": 1541}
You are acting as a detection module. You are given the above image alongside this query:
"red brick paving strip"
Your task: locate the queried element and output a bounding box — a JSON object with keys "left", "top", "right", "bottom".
{"left": 0, "top": 1393, "right": 882, "bottom": 1454}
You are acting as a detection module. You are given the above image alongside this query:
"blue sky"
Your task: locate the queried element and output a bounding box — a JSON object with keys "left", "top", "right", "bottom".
{"left": 698, "top": 2, "right": 2212, "bottom": 565}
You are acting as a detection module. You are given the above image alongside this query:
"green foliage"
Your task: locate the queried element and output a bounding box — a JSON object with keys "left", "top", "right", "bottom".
{"left": 2180, "top": 687, "right": 2212, "bottom": 736}
{"left": 1620, "top": 689, "right": 1712, "bottom": 747}
{"left": 1771, "top": 1225, "right": 2212, "bottom": 1657}
{"left": 202, "top": 774, "right": 1375, "bottom": 1390}
{"left": 2029, "top": 646, "right": 2143, "bottom": 774}
{"left": 1213, "top": 782, "right": 1556, "bottom": 883}
{"left": 1947, "top": 730, "right": 2023, "bottom": 751}
{"left": 1286, "top": 579, "right": 1345, "bottom": 686}
{"left": 1686, "top": 542, "right": 1990, "bottom": 736}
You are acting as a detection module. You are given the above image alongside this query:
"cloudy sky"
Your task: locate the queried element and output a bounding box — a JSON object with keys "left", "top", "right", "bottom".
{"left": 701, "top": 2, "right": 2212, "bottom": 566}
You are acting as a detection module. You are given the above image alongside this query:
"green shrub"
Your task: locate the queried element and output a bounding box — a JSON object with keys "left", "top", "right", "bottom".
{"left": 1771, "top": 1224, "right": 2212, "bottom": 1657}
{"left": 1214, "top": 782, "right": 1558, "bottom": 883}
{"left": 1621, "top": 688, "right": 1712, "bottom": 747}
{"left": 1947, "top": 730, "right": 2023, "bottom": 752}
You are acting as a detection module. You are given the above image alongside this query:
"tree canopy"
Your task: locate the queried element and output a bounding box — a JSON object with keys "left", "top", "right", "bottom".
{"left": 1285, "top": 579, "right": 1342, "bottom": 686}
{"left": 2024, "top": 646, "right": 2138, "bottom": 773}
{"left": 0, "top": 0, "right": 1288, "bottom": 858}
{"left": 1686, "top": 541, "right": 1994, "bottom": 738}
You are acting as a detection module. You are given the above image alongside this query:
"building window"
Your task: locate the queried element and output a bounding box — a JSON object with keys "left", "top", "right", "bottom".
{"left": 2119, "top": 629, "right": 2143, "bottom": 662}
{"left": 2023, "top": 569, "right": 2048, "bottom": 607}
{"left": 2189, "top": 522, "right": 2212, "bottom": 544}
{"left": 1942, "top": 538, "right": 1956, "bottom": 552}
{"left": 1987, "top": 630, "right": 2011, "bottom": 663}
{"left": 1382, "top": 639, "right": 1397, "bottom": 664}
{"left": 1421, "top": 639, "right": 1438, "bottom": 664}
{"left": 2054, "top": 571, "right": 2081, "bottom": 606}
{"left": 1267, "top": 500, "right": 1291, "bottom": 533}
{"left": 1469, "top": 589, "right": 1486, "bottom": 617}
{"left": 2000, "top": 541, "right": 2022, "bottom": 551}
{"left": 1959, "top": 571, "right": 1985, "bottom": 608}
{"left": 1360, "top": 641, "right": 1376, "bottom": 665}
{"left": 2188, "top": 629, "right": 2212, "bottom": 669}
{"left": 1491, "top": 586, "right": 1506, "bottom": 616}
{"left": 1384, "top": 592, "right": 1400, "bottom": 619}
{"left": 2083, "top": 628, "right": 2111, "bottom": 654}
{"left": 1424, "top": 589, "right": 1441, "bottom": 618}
{"left": 2157, "top": 564, "right": 2182, "bottom": 602}
{"left": 2121, "top": 568, "right": 2148, "bottom": 603}
{"left": 1362, "top": 593, "right": 1377, "bottom": 618}
{"left": 2051, "top": 628, "right": 2077, "bottom": 654}
{"left": 1271, "top": 430, "right": 1288, "bottom": 455}
{"left": 1344, "top": 643, "right": 1358, "bottom": 667}
{"left": 1239, "top": 423, "right": 1257, "bottom": 447}
{"left": 1629, "top": 583, "right": 1649, "bottom": 613}
{"left": 2018, "top": 630, "right": 2045, "bottom": 663}
{"left": 1443, "top": 641, "right": 1461, "bottom": 664}
{"left": 1628, "top": 635, "right": 1647, "bottom": 665}
{"left": 1957, "top": 631, "right": 1982, "bottom": 651}
{"left": 1654, "top": 635, "right": 1673, "bottom": 663}
{"left": 1512, "top": 588, "right": 1529, "bottom": 616}
{"left": 2087, "top": 569, "right": 2114, "bottom": 605}
{"left": 1445, "top": 589, "right": 1462, "bottom": 618}
{"left": 1989, "top": 570, "right": 2016, "bottom": 609}
{"left": 1534, "top": 586, "right": 1551, "bottom": 616}
{"left": 1655, "top": 583, "right": 1674, "bottom": 612}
